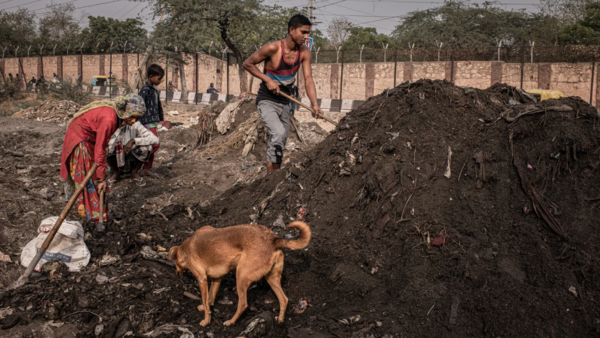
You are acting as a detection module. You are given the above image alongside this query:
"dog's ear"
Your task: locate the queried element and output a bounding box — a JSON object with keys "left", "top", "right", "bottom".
{"left": 169, "top": 246, "right": 179, "bottom": 261}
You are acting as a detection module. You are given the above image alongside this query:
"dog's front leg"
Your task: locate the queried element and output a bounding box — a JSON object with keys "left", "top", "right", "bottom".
{"left": 196, "top": 277, "right": 211, "bottom": 327}
{"left": 209, "top": 278, "right": 222, "bottom": 306}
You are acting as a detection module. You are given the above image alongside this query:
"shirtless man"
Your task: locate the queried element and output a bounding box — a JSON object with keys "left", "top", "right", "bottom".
{"left": 243, "top": 14, "right": 323, "bottom": 172}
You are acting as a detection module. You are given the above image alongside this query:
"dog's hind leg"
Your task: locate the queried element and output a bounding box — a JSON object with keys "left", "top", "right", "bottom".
{"left": 223, "top": 270, "right": 253, "bottom": 326}
{"left": 265, "top": 250, "right": 288, "bottom": 323}
{"left": 209, "top": 278, "right": 222, "bottom": 306}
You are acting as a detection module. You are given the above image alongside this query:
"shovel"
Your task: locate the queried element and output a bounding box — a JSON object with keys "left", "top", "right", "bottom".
{"left": 97, "top": 190, "right": 106, "bottom": 232}
{"left": 9, "top": 163, "right": 98, "bottom": 290}
{"left": 278, "top": 92, "right": 339, "bottom": 126}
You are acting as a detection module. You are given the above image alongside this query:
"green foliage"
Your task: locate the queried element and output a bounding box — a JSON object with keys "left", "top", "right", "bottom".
{"left": 391, "top": 1, "right": 558, "bottom": 47}
{"left": 558, "top": 2, "right": 600, "bottom": 45}
{"left": 0, "top": 9, "right": 37, "bottom": 55}
{"left": 342, "top": 27, "right": 393, "bottom": 49}
{"left": 38, "top": 3, "right": 81, "bottom": 55}
{"left": 78, "top": 16, "right": 148, "bottom": 53}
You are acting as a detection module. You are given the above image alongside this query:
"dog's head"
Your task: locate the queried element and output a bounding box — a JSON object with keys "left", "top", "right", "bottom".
{"left": 169, "top": 245, "right": 187, "bottom": 276}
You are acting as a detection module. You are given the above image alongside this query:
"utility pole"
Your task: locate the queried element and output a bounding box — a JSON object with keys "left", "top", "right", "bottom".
{"left": 310, "top": 0, "right": 314, "bottom": 22}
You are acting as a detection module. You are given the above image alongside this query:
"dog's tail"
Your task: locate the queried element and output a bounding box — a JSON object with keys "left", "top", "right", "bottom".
{"left": 274, "top": 221, "right": 311, "bottom": 250}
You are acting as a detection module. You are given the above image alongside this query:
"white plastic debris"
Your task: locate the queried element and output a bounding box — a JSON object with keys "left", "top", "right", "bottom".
{"left": 20, "top": 217, "right": 90, "bottom": 272}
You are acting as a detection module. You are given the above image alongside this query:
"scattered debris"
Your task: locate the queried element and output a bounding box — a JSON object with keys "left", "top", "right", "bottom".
{"left": 569, "top": 286, "right": 578, "bottom": 297}
{"left": 294, "top": 300, "right": 308, "bottom": 314}
{"left": 0, "top": 251, "right": 11, "bottom": 263}
{"left": 99, "top": 254, "right": 120, "bottom": 267}
{"left": 12, "top": 99, "right": 81, "bottom": 124}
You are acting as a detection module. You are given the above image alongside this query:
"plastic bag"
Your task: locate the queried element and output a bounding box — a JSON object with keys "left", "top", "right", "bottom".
{"left": 21, "top": 217, "right": 91, "bottom": 272}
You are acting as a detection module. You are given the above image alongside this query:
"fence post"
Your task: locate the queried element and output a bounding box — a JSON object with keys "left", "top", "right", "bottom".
{"left": 109, "top": 51, "right": 113, "bottom": 99}
{"left": 195, "top": 52, "right": 199, "bottom": 105}
{"left": 339, "top": 50, "right": 344, "bottom": 100}
{"left": 450, "top": 51, "right": 454, "bottom": 83}
{"left": 520, "top": 44, "right": 525, "bottom": 89}
{"left": 590, "top": 57, "right": 595, "bottom": 105}
{"left": 165, "top": 52, "right": 169, "bottom": 103}
{"left": 226, "top": 53, "right": 230, "bottom": 99}
{"left": 393, "top": 49, "right": 398, "bottom": 87}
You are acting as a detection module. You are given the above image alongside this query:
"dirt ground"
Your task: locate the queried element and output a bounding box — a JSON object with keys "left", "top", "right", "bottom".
{"left": 2, "top": 81, "right": 600, "bottom": 338}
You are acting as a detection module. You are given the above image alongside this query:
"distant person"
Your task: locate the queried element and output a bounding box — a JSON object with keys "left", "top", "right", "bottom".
{"left": 76, "top": 73, "right": 82, "bottom": 86}
{"left": 8, "top": 73, "right": 13, "bottom": 84}
{"left": 243, "top": 14, "right": 323, "bottom": 172}
{"left": 138, "top": 64, "right": 165, "bottom": 178}
{"left": 38, "top": 75, "right": 46, "bottom": 92}
{"left": 29, "top": 76, "right": 37, "bottom": 91}
{"left": 15, "top": 74, "right": 22, "bottom": 90}
{"left": 206, "top": 83, "right": 219, "bottom": 94}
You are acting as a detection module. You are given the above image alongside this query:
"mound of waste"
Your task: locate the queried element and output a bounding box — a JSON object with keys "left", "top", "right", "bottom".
{"left": 1, "top": 79, "right": 600, "bottom": 338}
{"left": 12, "top": 99, "right": 80, "bottom": 124}
{"left": 201, "top": 79, "right": 600, "bottom": 337}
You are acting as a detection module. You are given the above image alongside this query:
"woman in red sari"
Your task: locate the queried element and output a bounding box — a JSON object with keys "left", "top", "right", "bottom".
{"left": 60, "top": 94, "right": 146, "bottom": 224}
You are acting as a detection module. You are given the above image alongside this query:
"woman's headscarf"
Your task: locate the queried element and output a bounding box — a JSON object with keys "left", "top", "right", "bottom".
{"left": 66, "top": 94, "right": 146, "bottom": 127}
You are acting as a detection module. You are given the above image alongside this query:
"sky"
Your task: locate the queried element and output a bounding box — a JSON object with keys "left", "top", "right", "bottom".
{"left": 1, "top": 0, "right": 542, "bottom": 36}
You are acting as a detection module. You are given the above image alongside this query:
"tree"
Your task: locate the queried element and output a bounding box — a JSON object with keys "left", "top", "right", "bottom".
{"left": 558, "top": 2, "right": 600, "bottom": 44}
{"left": 78, "top": 16, "right": 148, "bottom": 54}
{"left": 0, "top": 9, "right": 37, "bottom": 56}
{"left": 149, "top": 0, "right": 264, "bottom": 93}
{"left": 327, "top": 17, "right": 352, "bottom": 47}
{"left": 38, "top": 3, "right": 82, "bottom": 55}
{"left": 391, "top": 1, "right": 558, "bottom": 48}
{"left": 342, "top": 27, "right": 392, "bottom": 49}
{"left": 149, "top": 0, "right": 311, "bottom": 93}
{"left": 540, "top": 0, "right": 597, "bottom": 24}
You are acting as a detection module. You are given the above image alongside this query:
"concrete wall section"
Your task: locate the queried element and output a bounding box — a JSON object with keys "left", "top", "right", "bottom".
{"left": 42, "top": 57, "right": 58, "bottom": 78}
{"left": 550, "top": 63, "right": 593, "bottom": 105}
{"left": 341, "top": 63, "right": 366, "bottom": 100}
{"left": 454, "top": 61, "right": 492, "bottom": 89}
{"left": 413, "top": 62, "right": 446, "bottom": 82}
{"left": 4, "top": 58, "right": 18, "bottom": 78}
{"left": 373, "top": 62, "right": 395, "bottom": 96}
{"left": 21, "top": 57, "right": 38, "bottom": 79}
{"left": 63, "top": 56, "right": 79, "bottom": 82}
{"left": 82, "top": 55, "right": 100, "bottom": 85}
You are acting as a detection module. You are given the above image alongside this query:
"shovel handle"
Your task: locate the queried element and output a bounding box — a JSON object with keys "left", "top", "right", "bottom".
{"left": 279, "top": 92, "right": 339, "bottom": 126}
{"left": 99, "top": 190, "right": 105, "bottom": 224}
{"left": 13, "top": 163, "right": 99, "bottom": 287}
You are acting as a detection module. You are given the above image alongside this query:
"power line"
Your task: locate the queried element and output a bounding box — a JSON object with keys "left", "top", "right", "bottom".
{"left": 31, "top": 0, "right": 82, "bottom": 13}
{"left": 0, "top": 0, "right": 14, "bottom": 6}
{"left": 2, "top": 0, "right": 42, "bottom": 11}
{"left": 119, "top": 2, "right": 142, "bottom": 19}
{"left": 36, "top": 0, "right": 128, "bottom": 15}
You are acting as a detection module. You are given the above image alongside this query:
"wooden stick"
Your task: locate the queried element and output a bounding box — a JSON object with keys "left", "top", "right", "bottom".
{"left": 278, "top": 92, "right": 339, "bottom": 126}
{"left": 9, "top": 163, "right": 99, "bottom": 290}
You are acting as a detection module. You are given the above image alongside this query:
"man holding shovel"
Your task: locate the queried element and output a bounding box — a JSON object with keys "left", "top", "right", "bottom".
{"left": 243, "top": 14, "right": 323, "bottom": 172}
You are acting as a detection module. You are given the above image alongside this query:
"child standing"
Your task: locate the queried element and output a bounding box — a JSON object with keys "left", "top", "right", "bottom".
{"left": 138, "top": 64, "right": 165, "bottom": 177}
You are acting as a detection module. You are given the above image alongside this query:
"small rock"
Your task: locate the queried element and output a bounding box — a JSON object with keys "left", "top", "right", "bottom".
{"left": 272, "top": 215, "right": 286, "bottom": 229}
{"left": 96, "top": 274, "right": 109, "bottom": 285}
{"left": 94, "top": 324, "right": 104, "bottom": 336}
{"left": 569, "top": 286, "right": 578, "bottom": 297}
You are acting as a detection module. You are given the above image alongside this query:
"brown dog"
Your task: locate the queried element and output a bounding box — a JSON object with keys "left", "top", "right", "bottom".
{"left": 168, "top": 221, "right": 311, "bottom": 327}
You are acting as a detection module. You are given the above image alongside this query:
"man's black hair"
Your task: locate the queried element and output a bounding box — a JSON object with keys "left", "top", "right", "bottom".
{"left": 288, "top": 14, "right": 311, "bottom": 33}
{"left": 147, "top": 64, "right": 165, "bottom": 78}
